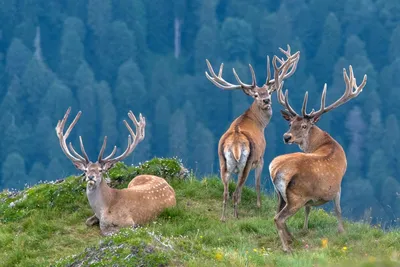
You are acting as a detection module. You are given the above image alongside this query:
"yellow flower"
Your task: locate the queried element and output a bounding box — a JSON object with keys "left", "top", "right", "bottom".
{"left": 215, "top": 252, "right": 223, "bottom": 261}
{"left": 321, "top": 238, "right": 328, "bottom": 248}
{"left": 342, "top": 246, "right": 347, "bottom": 252}
{"left": 200, "top": 235, "right": 203, "bottom": 239}
{"left": 368, "top": 256, "right": 376, "bottom": 263}
{"left": 253, "top": 248, "right": 258, "bottom": 252}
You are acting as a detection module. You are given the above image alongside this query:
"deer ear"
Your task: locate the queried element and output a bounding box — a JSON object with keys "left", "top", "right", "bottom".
{"left": 312, "top": 115, "right": 321, "bottom": 124}
{"left": 73, "top": 162, "right": 87, "bottom": 171}
{"left": 101, "top": 162, "right": 116, "bottom": 172}
{"left": 280, "top": 110, "right": 292, "bottom": 121}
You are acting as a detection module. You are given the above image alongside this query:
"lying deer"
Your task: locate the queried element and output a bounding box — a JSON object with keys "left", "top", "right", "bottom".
{"left": 55, "top": 107, "right": 176, "bottom": 236}
{"left": 205, "top": 45, "right": 300, "bottom": 221}
{"left": 269, "top": 66, "right": 367, "bottom": 252}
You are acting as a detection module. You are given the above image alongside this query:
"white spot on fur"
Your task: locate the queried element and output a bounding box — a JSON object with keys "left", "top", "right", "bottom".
{"left": 275, "top": 178, "right": 287, "bottom": 203}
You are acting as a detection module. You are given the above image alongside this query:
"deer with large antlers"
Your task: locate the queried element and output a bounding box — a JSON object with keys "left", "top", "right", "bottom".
{"left": 55, "top": 107, "right": 176, "bottom": 236}
{"left": 205, "top": 45, "right": 300, "bottom": 221}
{"left": 269, "top": 66, "right": 367, "bottom": 252}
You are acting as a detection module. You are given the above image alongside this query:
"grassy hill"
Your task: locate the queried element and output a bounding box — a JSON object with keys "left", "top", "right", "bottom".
{"left": 0, "top": 158, "right": 399, "bottom": 267}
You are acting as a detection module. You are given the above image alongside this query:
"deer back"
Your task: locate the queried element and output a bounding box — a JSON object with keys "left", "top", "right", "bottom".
{"left": 270, "top": 129, "right": 347, "bottom": 200}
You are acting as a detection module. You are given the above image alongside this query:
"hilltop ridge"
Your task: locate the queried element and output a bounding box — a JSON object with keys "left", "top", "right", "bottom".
{"left": 0, "top": 158, "right": 399, "bottom": 267}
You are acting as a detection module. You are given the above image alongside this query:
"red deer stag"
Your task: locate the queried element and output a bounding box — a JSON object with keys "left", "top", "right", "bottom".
{"left": 55, "top": 107, "right": 176, "bottom": 236}
{"left": 205, "top": 45, "right": 300, "bottom": 221}
{"left": 269, "top": 66, "right": 367, "bottom": 252}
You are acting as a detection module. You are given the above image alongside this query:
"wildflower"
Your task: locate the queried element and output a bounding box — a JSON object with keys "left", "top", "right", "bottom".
{"left": 200, "top": 236, "right": 203, "bottom": 239}
{"left": 342, "top": 246, "right": 347, "bottom": 252}
{"left": 368, "top": 256, "right": 376, "bottom": 262}
{"left": 215, "top": 252, "right": 223, "bottom": 261}
{"left": 253, "top": 248, "right": 258, "bottom": 252}
{"left": 321, "top": 238, "right": 328, "bottom": 248}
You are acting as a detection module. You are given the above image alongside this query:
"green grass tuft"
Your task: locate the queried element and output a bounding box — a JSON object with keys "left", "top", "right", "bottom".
{"left": 0, "top": 157, "right": 399, "bottom": 267}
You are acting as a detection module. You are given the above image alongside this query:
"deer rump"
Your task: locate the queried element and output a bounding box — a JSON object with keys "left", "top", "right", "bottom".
{"left": 220, "top": 131, "right": 255, "bottom": 175}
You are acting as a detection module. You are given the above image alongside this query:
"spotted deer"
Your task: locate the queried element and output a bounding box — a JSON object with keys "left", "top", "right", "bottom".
{"left": 55, "top": 107, "right": 176, "bottom": 236}
{"left": 205, "top": 45, "right": 300, "bottom": 221}
{"left": 269, "top": 66, "right": 367, "bottom": 252}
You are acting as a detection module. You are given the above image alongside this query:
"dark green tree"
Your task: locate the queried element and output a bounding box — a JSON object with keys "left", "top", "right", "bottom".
{"left": 367, "top": 149, "right": 389, "bottom": 197}
{"left": 221, "top": 18, "right": 253, "bottom": 61}
{"left": 115, "top": 59, "right": 145, "bottom": 116}
{"left": 87, "top": 0, "right": 111, "bottom": 37}
{"left": 97, "top": 21, "right": 136, "bottom": 81}
{"left": 194, "top": 25, "right": 219, "bottom": 72}
{"left": 146, "top": 0, "right": 174, "bottom": 53}
{"left": 169, "top": 109, "right": 188, "bottom": 161}
{"left": 28, "top": 162, "right": 46, "bottom": 184}
{"left": 59, "top": 29, "right": 84, "bottom": 84}
{"left": 192, "top": 122, "right": 215, "bottom": 175}
{"left": 1, "top": 152, "right": 28, "bottom": 190}
{"left": 96, "top": 81, "right": 118, "bottom": 148}
{"left": 41, "top": 80, "right": 77, "bottom": 122}
{"left": 6, "top": 38, "right": 32, "bottom": 77}
{"left": 73, "top": 61, "right": 95, "bottom": 90}
{"left": 153, "top": 96, "right": 171, "bottom": 156}
{"left": 313, "top": 13, "right": 341, "bottom": 84}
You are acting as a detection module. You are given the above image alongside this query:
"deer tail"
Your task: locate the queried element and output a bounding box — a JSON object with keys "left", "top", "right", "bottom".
{"left": 231, "top": 143, "right": 242, "bottom": 162}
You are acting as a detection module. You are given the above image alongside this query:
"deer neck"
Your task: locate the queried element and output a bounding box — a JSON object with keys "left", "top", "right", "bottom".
{"left": 86, "top": 179, "right": 114, "bottom": 217}
{"left": 301, "top": 125, "right": 332, "bottom": 153}
{"left": 246, "top": 101, "right": 272, "bottom": 129}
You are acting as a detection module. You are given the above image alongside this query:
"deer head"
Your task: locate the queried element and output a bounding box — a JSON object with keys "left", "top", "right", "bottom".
{"left": 205, "top": 45, "right": 300, "bottom": 111}
{"left": 55, "top": 107, "right": 146, "bottom": 189}
{"left": 277, "top": 66, "right": 367, "bottom": 151}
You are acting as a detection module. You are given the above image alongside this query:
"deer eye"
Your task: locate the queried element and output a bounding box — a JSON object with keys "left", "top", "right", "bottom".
{"left": 302, "top": 124, "right": 307, "bottom": 129}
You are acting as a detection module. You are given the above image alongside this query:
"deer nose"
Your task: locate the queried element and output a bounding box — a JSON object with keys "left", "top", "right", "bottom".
{"left": 283, "top": 133, "right": 292, "bottom": 143}
{"left": 263, "top": 99, "right": 270, "bottom": 104}
{"left": 87, "top": 175, "right": 95, "bottom": 181}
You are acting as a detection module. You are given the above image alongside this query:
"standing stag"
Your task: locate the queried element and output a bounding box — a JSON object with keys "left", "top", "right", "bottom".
{"left": 269, "top": 66, "right": 367, "bottom": 252}
{"left": 55, "top": 107, "right": 176, "bottom": 236}
{"left": 205, "top": 45, "right": 300, "bottom": 221}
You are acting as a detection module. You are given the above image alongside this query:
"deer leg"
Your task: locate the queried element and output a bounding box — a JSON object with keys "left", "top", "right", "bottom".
{"left": 233, "top": 163, "right": 252, "bottom": 219}
{"left": 274, "top": 198, "right": 305, "bottom": 253}
{"left": 86, "top": 214, "right": 100, "bottom": 226}
{"left": 276, "top": 191, "right": 286, "bottom": 213}
{"left": 334, "top": 190, "right": 345, "bottom": 233}
{"left": 303, "top": 206, "right": 311, "bottom": 230}
{"left": 255, "top": 159, "right": 263, "bottom": 208}
{"left": 220, "top": 159, "right": 230, "bottom": 222}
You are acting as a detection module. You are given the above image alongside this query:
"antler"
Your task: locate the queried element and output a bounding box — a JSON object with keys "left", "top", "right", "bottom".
{"left": 269, "top": 45, "right": 300, "bottom": 92}
{"left": 303, "top": 65, "right": 367, "bottom": 119}
{"left": 98, "top": 111, "right": 146, "bottom": 166}
{"left": 55, "top": 107, "right": 89, "bottom": 167}
{"left": 205, "top": 44, "right": 300, "bottom": 96}
{"left": 277, "top": 65, "right": 367, "bottom": 119}
{"left": 205, "top": 59, "right": 258, "bottom": 96}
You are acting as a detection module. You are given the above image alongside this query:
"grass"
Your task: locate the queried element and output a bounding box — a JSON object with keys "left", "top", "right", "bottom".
{"left": 0, "top": 158, "right": 399, "bottom": 267}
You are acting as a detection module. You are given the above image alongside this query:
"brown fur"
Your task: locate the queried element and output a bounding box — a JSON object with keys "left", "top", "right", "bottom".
{"left": 219, "top": 101, "right": 271, "bottom": 221}
{"left": 89, "top": 174, "right": 176, "bottom": 235}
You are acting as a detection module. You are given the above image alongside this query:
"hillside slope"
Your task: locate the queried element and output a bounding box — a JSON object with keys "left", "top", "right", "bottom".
{"left": 0, "top": 158, "right": 399, "bottom": 267}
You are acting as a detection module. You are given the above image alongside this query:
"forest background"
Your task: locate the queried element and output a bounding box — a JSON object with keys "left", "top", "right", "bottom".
{"left": 0, "top": 0, "right": 399, "bottom": 227}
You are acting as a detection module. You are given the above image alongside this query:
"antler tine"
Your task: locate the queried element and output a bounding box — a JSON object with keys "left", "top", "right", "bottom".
{"left": 55, "top": 107, "right": 89, "bottom": 166}
{"left": 310, "top": 66, "right": 367, "bottom": 119}
{"left": 268, "top": 46, "right": 300, "bottom": 92}
{"left": 100, "top": 111, "right": 146, "bottom": 165}
{"left": 205, "top": 59, "right": 257, "bottom": 92}
{"left": 266, "top": 56, "right": 271, "bottom": 84}
{"left": 103, "top": 146, "right": 117, "bottom": 160}
{"left": 97, "top": 136, "right": 108, "bottom": 162}
{"left": 69, "top": 142, "right": 86, "bottom": 161}
{"left": 284, "top": 89, "right": 300, "bottom": 116}
{"left": 79, "top": 136, "right": 90, "bottom": 163}
{"left": 301, "top": 91, "right": 309, "bottom": 117}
